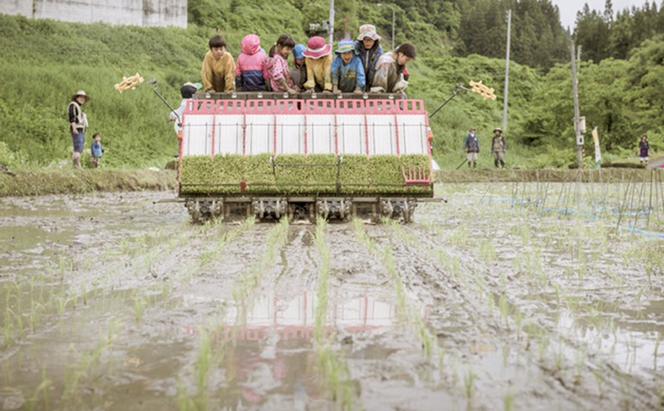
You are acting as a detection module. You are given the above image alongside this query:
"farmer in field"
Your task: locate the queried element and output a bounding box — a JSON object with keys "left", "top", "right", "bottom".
{"left": 332, "top": 39, "right": 366, "bottom": 94}
{"left": 170, "top": 82, "right": 199, "bottom": 134}
{"left": 90, "top": 132, "right": 104, "bottom": 168}
{"left": 303, "top": 36, "right": 333, "bottom": 93}
{"left": 492, "top": 128, "right": 507, "bottom": 168}
{"left": 354, "top": 24, "right": 383, "bottom": 92}
{"left": 639, "top": 134, "right": 650, "bottom": 166}
{"left": 370, "top": 43, "right": 415, "bottom": 94}
{"left": 67, "top": 90, "right": 89, "bottom": 169}
{"left": 201, "top": 35, "right": 236, "bottom": 93}
{"left": 463, "top": 128, "right": 480, "bottom": 168}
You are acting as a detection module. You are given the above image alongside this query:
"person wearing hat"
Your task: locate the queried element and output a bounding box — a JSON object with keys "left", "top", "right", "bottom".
{"left": 463, "top": 128, "right": 480, "bottom": 168}
{"left": 290, "top": 44, "right": 308, "bottom": 90}
{"left": 67, "top": 90, "right": 89, "bottom": 168}
{"left": 491, "top": 128, "right": 507, "bottom": 168}
{"left": 370, "top": 43, "right": 416, "bottom": 94}
{"left": 201, "top": 35, "right": 236, "bottom": 93}
{"left": 332, "top": 39, "right": 366, "bottom": 94}
{"left": 354, "top": 24, "right": 383, "bottom": 92}
{"left": 303, "top": 36, "right": 333, "bottom": 93}
{"left": 170, "top": 82, "right": 200, "bottom": 135}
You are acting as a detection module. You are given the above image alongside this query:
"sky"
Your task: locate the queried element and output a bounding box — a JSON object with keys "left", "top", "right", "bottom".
{"left": 552, "top": 0, "right": 652, "bottom": 29}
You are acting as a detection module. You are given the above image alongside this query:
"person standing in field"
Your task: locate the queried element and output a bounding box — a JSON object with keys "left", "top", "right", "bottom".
{"left": 90, "top": 133, "right": 104, "bottom": 168}
{"left": 170, "top": 82, "right": 199, "bottom": 135}
{"left": 463, "top": 128, "right": 480, "bottom": 168}
{"left": 491, "top": 128, "right": 507, "bottom": 168}
{"left": 201, "top": 35, "right": 236, "bottom": 93}
{"left": 67, "top": 90, "right": 89, "bottom": 169}
{"left": 639, "top": 134, "right": 650, "bottom": 166}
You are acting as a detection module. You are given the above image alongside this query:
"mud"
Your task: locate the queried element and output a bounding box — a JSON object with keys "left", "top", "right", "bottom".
{"left": 0, "top": 185, "right": 662, "bottom": 410}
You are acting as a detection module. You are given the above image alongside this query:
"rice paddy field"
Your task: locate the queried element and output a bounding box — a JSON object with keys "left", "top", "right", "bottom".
{"left": 0, "top": 173, "right": 663, "bottom": 410}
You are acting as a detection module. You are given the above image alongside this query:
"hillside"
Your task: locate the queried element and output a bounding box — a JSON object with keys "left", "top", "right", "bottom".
{"left": 0, "top": 7, "right": 662, "bottom": 170}
{"left": 0, "top": 12, "right": 534, "bottom": 169}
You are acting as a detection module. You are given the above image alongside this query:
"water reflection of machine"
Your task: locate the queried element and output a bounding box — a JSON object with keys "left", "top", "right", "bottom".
{"left": 223, "top": 290, "right": 402, "bottom": 341}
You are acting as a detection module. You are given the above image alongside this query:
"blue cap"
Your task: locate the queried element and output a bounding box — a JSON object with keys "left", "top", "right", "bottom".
{"left": 293, "top": 44, "right": 306, "bottom": 60}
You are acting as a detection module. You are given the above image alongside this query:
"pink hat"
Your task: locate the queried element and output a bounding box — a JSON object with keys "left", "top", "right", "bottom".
{"left": 303, "top": 36, "right": 332, "bottom": 59}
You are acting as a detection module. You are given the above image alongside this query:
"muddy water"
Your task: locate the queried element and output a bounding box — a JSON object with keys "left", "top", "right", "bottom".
{"left": 0, "top": 186, "right": 662, "bottom": 410}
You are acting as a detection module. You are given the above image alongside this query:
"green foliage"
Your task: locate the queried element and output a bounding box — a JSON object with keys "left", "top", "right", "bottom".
{"left": 0, "top": 15, "right": 207, "bottom": 167}
{"left": 0, "top": 142, "right": 21, "bottom": 168}
{"left": 179, "top": 154, "right": 432, "bottom": 195}
{"left": 574, "top": 1, "right": 664, "bottom": 61}
{"left": 521, "top": 37, "right": 664, "bottom": 154}
{"left": 455, "top": 0, "right": 569, "bottom": 69}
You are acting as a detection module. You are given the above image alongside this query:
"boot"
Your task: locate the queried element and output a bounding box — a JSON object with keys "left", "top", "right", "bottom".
{"left": 500, "top": 159, "right": 505, "bottom": 168}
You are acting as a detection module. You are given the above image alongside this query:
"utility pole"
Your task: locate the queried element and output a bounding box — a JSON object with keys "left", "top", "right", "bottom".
{"left": 571, "top": 42, "right": 584, "bottom": 168}
{"left": 329, "top": 0, "right": 335, "bottom": 45}
{"left": 502, "top": 9, "right": 511, "bottom": 133}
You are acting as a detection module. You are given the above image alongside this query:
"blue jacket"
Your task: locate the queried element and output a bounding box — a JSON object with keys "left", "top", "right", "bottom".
{"left": 91, "top": 141, "right": 104, "bottom": 158}
{"left": 464, "top": 134, "right": 479, "bottom": 153}
{"left": 331, "top": 55, "right": 366, "bottom": 93}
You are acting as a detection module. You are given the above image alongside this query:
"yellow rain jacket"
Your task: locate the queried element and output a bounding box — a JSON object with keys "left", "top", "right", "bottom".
{"left": 201, "top": 50, "right": 236, "bottom": 93}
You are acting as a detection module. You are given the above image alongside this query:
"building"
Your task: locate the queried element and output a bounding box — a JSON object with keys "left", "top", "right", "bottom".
{"left": 0, "top": 0, "right": 188, "bottom": 28}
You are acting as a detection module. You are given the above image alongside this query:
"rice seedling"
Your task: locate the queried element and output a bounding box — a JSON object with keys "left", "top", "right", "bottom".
{"left": 313, "top": 218, "right": 356, "bottom": 409}
{"left": 133, "top": 294, "right": 146, "bottom": 323}
{"left": 463, "top": 369, "right": 476, "bottom": 401}
{"left": 28, "top": 369, "right": 52, "bottom": 411}
{"left": 61, "top": 319, "right": 120, "bottom": 405}
{"left": 198, "top": 217, "right": 255, "bottom": 269}
{"left": 499, "top": 293, "right": 510, "bottom": 328}
{"left": 654, "top": 332, "right": 661, "bottom": 372}
{"left": 503, "top": 390, "right": 515, "bottom": 411}
{"left": 232, "top": 218, "right": 289, "bottom": 315}
{"left": 479, "top": 239, "right": 497, "bottom": 263}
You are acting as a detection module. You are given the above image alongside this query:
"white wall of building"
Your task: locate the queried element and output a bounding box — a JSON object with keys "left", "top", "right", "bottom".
{"left": 0, "top": 0, "right": 188, "bottom": 28}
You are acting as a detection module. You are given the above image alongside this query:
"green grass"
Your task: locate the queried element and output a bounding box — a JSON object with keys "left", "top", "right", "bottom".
{"left": 180, "top": 154, "right": 433, "bottom": 196}
{"left": 0, "top": 168, "right": 175, "bottom": 197}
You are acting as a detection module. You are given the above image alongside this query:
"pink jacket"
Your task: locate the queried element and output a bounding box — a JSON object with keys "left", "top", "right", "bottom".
{"left": 266, "top": 54, "right": 295, "bottom": 92}
{"left": 235, "top": 34, "right": 267, "bottom": 91}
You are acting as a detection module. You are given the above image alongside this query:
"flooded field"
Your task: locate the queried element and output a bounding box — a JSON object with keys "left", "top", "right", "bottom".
{"left": 0, "top": 182, "right": 663, "bottom": 410}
